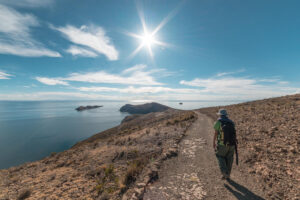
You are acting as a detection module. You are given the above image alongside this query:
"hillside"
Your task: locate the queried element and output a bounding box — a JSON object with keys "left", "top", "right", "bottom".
{"left": 198, "top": 94, "right": 300, "bottom": 199}
{"left": 0, "top": 109, "right": 196, "bottom": 200}
{"left": 0, "top": 95, "right": 299, "bottom": 199}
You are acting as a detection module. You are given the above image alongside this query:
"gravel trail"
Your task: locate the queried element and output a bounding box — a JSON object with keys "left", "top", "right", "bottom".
{"left": 144, "top": 111, "right": 266, "bottom": 200}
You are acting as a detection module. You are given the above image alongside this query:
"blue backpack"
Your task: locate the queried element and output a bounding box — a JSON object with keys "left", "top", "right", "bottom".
{"left": 219, "top": 119, "right": 237, "bottom": 146}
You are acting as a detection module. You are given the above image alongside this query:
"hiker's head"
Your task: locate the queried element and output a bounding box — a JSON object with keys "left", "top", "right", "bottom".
{"left": 217, "top": 109, "right": 228, "bottom": 116}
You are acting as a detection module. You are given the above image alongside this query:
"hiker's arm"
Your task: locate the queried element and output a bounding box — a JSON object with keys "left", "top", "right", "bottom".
{"left": 213, "top": 130, "right": 218, "bottom": 150}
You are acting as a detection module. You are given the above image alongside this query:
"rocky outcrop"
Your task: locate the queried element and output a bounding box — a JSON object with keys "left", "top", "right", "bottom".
{"left": 121, "top": 114, "right": 142, "bottom": 124}
{"left": 120, "top": 102, "right": 170, "bottom": 114}
{"left": 75, "top": 105, "right": 102, "bottom": 111}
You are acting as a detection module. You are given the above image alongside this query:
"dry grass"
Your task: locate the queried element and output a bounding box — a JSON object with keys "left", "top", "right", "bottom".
{"left": 0, "top": 109, "right": 197, "bottom": 200}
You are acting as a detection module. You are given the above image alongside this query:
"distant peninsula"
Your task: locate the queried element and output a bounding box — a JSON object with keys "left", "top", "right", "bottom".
{"left": 75, "top": 105, "right": 103, "bottom": 111}
{"left": 120, "top": 102, "right": 170, "bottom": 114}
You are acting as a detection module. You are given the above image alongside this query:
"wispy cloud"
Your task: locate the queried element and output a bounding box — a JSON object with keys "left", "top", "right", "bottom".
{"left": 0, "top": 0, "right": 54, "bottom": 8}
{"left": 0, "top": 92, "right": 115, "bottom": 101}
{"left": 216, "top": 69, "right": 245, "bottom": 77}
{"left": 65, "top": 45, "right": 98, "bottom": 57}
{"left": 0, "top": 4, "right": 61, "bottom": 57}
{"left": 36, "top": 77, "right": 69, "bottom": 86}
{"left": 36, "top": 64, "right": 163, "bottom": 86}
{"left": 122, "top": 64, "right": 147, "bottom": 74}
{"left": 78, "top": 86, "right": 200, "bottom": 94}
{"left": 53, "top": 25, "right": 118, "bottom": 60}
{"left": 180, "top": 74, "right": 300, "bottom": 100}
{"left": 0, "top": 71, "right": 13, "bottom": 79}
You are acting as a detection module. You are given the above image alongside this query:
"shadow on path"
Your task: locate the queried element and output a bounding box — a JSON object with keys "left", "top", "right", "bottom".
{"left": 224, "top": 179, "right": 265, "bottom": 200}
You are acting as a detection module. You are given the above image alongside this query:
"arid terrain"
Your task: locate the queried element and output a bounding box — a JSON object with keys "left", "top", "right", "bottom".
{"left": 199, "top": 94, "right": 300, "bottom": 199}
{"left": 0, "top": 94, "right": 299, "bottom": 200}
{"left": 0, "top": 109, "right": 196, "bottom": 200}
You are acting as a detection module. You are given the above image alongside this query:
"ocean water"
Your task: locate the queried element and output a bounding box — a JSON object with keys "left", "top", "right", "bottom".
{"left": 0, "top": 100, "right": 239, "bottom": 169}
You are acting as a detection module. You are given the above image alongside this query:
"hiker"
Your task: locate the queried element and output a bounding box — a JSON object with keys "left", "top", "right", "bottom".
{"left": 213, "top": 109, "right": 238, "bottom": 180}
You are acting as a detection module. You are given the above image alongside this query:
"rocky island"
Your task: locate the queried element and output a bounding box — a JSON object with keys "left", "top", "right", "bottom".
{"left": 120, "top": 102, "right": 170, "bottom": 114}
{"left": 75, "top": 105, "right": 103, "bottom": 111}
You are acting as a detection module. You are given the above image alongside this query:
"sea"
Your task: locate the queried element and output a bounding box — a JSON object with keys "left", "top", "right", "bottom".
{"left": 0, "top": 100, "right": 240, "bottom": 169}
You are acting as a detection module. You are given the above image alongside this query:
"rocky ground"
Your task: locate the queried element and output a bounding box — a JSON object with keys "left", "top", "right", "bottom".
{"left": 0, "top": 109, "right": 196, "bottom": 200}
{"left": 199, "top": 94, "right": 300, "bottom": 200}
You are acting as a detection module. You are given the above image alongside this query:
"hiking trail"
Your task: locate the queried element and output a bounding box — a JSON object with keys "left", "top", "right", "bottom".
{"left": 143, "top": 111, "right": 266, "bottom": 200}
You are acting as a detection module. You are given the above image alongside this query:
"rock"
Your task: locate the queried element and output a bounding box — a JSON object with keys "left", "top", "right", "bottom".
{"left": 75, "top": 105, "right": 103, "bottom": 111}
{"left": 120, "top": 102, "right": 170, "bottom": 114}
{"left": 136, "top": 183, "right": 146, "bottom": 188}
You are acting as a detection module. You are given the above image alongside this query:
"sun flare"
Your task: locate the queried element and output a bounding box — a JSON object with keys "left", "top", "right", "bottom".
{"left": 141, "top": 32, "right": 155, "bottom": 47}
{"left": 126, "top": 6, "right": 174, "bottom": 59}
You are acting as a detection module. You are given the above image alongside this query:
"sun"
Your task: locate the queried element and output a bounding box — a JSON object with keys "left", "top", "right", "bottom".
{"left": 141, "top": 32, "right": 155, "bottom": 47}
{"left": 125, "top": 9, "right": 172, "bottom": 59}
{"left": 126, "top": 28, "right": 163, "bottom": 58}
{"left": 125, "top": 1, "right": 182, "bottom": 59}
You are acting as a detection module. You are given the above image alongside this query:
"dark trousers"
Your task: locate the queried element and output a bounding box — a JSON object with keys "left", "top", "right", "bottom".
{"left": 215, "top": 144, "right": 235, "bottom": 177}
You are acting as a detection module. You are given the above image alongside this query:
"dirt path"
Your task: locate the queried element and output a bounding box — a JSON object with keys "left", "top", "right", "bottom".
{"left": 143, "top": 111, "right": 267, "bottom": 200}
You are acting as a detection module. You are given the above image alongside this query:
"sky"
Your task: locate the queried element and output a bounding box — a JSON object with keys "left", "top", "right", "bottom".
{"left": 0, "top": 0, "right": 299, "bottom": 101}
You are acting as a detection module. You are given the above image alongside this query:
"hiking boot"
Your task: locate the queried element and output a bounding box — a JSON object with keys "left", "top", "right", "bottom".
{"left": 221, "top": 173, "right": 228, "bottom": 180}
{"left": 221, "top": 173, "right": 230, "bottom": 180}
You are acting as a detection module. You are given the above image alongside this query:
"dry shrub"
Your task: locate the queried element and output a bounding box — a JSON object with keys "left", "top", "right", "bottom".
{"left": 95, "top": 164, "right": 119, "bottom": 195}
{"left": 17, "top": 189, "right": 31, "bottom": 200}
{"left": 104, "top": 164, "right": 114, "bottom": 177}
{"left": 123, "top": 159, "right": 144, "bottom": 186}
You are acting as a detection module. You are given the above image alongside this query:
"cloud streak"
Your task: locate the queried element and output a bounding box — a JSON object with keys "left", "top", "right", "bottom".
{"left": 216, "top": 69, "right": 245, "bottom": 77}
{"left": 0, "top": 4, "right": 61, "bottom": 57}
{"left": 36, "top": 77, "right": 69, "bottom": 86}
{"left": 180, "top": 75, "right": 300, "bottom": 100}
{"left": 54, "top": 25, "right": 118, "bottom": 60}
{"left": 0, "top": 71, "right": 13, "bottom": 79}
{"left": 78, "top": 86, "right": 200, "bottom": 94}
{"left": 65, "top": 45, "right": 98, "bottom": 57}
{"left": 0, "top": 0, "right": 54, "bottom": 8}
{"left": 0, "top": 92, "right": 115, "bottom": 101}
{"left": 36, "top": 64, "right": 163, "bottom": 86}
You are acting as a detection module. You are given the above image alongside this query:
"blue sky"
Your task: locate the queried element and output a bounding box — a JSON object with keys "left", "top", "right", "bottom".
{"left": 0, "top": 0, "right": 299, "bottom": 101}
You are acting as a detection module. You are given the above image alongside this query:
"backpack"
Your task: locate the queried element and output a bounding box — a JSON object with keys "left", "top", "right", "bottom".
{"left": 219, "top": 119, "right": 236, "bottom": 146}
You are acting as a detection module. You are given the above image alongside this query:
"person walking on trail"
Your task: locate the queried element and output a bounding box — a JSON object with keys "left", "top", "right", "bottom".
{"left": 213, "top": 109, "right": 238, "bottom": 180}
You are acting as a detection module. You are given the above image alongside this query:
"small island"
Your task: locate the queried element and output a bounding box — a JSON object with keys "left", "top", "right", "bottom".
{"left": 75, "top": 105, "right": 103, "bottom": 111}
{"left": 120, "top": 102, "right": 170, "bottom": 114}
